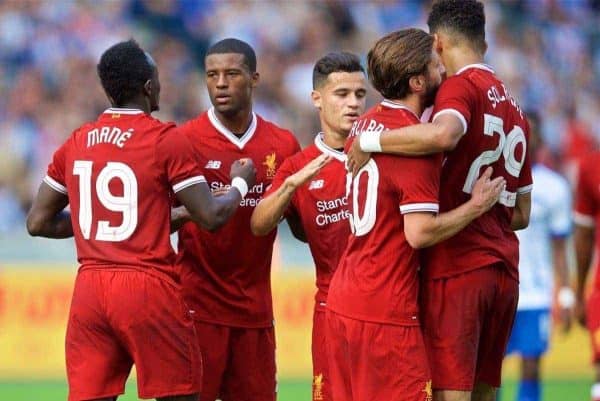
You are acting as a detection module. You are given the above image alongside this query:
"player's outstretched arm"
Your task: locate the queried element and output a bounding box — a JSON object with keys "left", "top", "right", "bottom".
{"left": 403, "top": 167, "right": 504, "bottom": 249}
{"left": 251, "top": 154, "right": 331, "bottom": 236}
{"left": 347, "top": 113, "right": 464, "bottom": 175}
{"left": 510, "top": 192, "right": 531, "bottom": 230}
{"left": 26, "top": 182, "right": 73, "bottom": 238}
{"left": 176, "top": 158, "right": 256, "bottom": 232}
{"left": 574, "top": 223, "right": 595, "bottom": 327}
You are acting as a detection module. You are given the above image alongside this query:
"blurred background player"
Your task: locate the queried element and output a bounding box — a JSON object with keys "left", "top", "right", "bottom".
{"left": 25, "top": 39, "right": 255, "bottom": 401}
{"left": 347, "top": 1, "right": 533, "bottom": 400}
{"left": 504, "top": 111, "right": 574, "bottom": 401}
{"left": 251, "top": 51, "right": 367, "bottom": 401}
{"left": 574, "top": 147, "right": 600, "bottom": 401}
{"left": 326, "top": 28, "right": 505, "bottom": 401}
{"left": 174, "top": 38, "right": 300, "bottom": 401}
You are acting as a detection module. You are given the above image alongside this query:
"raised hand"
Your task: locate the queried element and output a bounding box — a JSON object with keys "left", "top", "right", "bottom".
{"left": 346, "top": 137, "right": 371, "bottom": 176}
{"left": 285, "top": 154, "right": 332, "bottom": 189}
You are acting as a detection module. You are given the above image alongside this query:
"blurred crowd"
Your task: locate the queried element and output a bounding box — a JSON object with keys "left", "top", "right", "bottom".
{"left": 1, "top": 0, "right": 600, "bottom": 233}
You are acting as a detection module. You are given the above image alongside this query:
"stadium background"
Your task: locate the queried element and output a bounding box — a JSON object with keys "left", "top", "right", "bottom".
{"left": 0, "top": 0, "right": 598, "bottom": 400}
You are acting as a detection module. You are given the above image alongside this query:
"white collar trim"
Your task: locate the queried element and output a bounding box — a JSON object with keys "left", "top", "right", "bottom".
{"left": 456, "top": 63, "right": 495, "bottom": 75}
{"left": 103, "top": 108, "right": 144, "bottom": 115}
{"left": 380, "top": 100, "right": 419, "bottom": 120}
{"left": 314, "top": 133, "right": 346, "bottom": 162}
{"left": 208, "top": 107, "right": 257, "bottom": 149}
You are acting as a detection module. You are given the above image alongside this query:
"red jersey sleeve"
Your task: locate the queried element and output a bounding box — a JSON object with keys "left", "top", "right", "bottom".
{"left": 43, "top": 139, "right": 69, "bottom": 195}
{"left": 432, "top": 76, "right": 477, "bottom": 135}
{"left": 156, "top": 126, "right": 206, "bottom": 193}
{"left": 574, "top": 158, "right": 597, "bottom": 227}
{"left": 393, "top": 155, "right": 441, "bottom": 214}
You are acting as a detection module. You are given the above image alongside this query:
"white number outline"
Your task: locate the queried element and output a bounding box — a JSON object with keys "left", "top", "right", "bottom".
{"left": 73, "top": 161, "right": 138, "bottom": 241}
{"left": 463, "top": 114, "right": 526, "bottom": 207}
{"left": 347, "top": 159, "right": 379, "bottom": 236}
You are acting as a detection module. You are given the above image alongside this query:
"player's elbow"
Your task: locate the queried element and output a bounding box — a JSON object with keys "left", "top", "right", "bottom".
{"left": 511, "top": 214, "right": 530, "bottom": 231}
{"left": 404, "top": 228, "right": 431, "bottom": 249}
{"left": 26, "top": 212, "right": 45, "bottom": 237}
{"left": 250, "top": 218, "right": 271, "bottom": 237}
{"left": 435, "top": 127, "right": 461, "bottom": 151}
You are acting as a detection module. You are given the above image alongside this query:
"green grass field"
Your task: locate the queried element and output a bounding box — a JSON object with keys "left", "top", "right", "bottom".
{"left": 0, "top": 378, "right": 591, "bottom": 400}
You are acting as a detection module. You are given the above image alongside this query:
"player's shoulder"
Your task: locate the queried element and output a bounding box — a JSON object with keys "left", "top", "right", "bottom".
{"left": 256, "top": 114, "right": 299, "bottom": 153}
{"left": 579, "top": 150, "right": 600, "bottom": 170}
{"left": 179, "top": 111, "right": 210, "bottom": 136}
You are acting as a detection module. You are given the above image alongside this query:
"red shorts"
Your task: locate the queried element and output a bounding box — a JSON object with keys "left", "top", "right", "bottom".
{"left": 420, "top": 263, "right": 518, "bottom": 390}
{"left": 326, "top": 310, "right": 432, "bottom": 401}
{"left": 312, "top": 308, "right": 329, "bottom": 401}
{"left": 194, "top": 320, "right": 276, "bottom": 401}
{"left": 586, "top": 290, "right": 600, "bottom": 363}
{"left": 66, "top": 269, "right": 201, "bottom": 401}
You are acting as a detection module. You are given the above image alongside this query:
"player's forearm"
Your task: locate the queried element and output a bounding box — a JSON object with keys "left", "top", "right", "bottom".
{"left": 574, "top": 225, "right": 595, "bottom": 299}
{"left": 251, "top": 181, "right": 296, "bottom": 236}
{"left": 198, "top": 189, "right": 243, "bottom": 232}
{"left": 405, "top": 201, "right": 480, "bottom": 249}
{"left": 170, "top": 206, "right": 190, "bottom": 233}
{"left": 511, "top": 192, "right": 531, "bottom": 230}
{"left": 26, "top": 211, "right": 73, "bottom": 239}
{"left": 379, "top": 123, "right": 447, "bottom": 155}
{"left": 552, "top": 238, "right": 570, "bottom": 288}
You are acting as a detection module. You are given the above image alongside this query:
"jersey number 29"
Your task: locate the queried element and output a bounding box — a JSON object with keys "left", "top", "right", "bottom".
{"left": 73, "top": 161, "right": 138, "bottom": 241}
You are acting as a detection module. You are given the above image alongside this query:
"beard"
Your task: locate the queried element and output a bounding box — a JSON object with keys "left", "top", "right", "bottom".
{"left": 423, "top": 79, "right": 439, "bottom": 108}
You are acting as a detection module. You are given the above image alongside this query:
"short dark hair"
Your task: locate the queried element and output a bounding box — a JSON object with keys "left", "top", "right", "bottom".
{"left": 206, "top": 38, "right": 257, "bottom": 72}
{"left": 312, "top": 52, "right": 364, "bottom": 89}
{"left": 368, "top": 29, "right": 434, "bottom": 99}
{"left": 97, "top": 39, "right": 154, "bottom": 106}
{"left": 427, "top": 0, "right": 486, "bottom": 53}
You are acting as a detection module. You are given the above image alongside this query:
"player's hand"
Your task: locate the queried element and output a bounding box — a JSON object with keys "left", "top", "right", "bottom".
{"left": 575, "top": 297, "right": 587, "bottom": 327}
{"left": 230, "top": 158, "right": 257, "bottom": 189}
{"left": 285, "top": 154, "right": 332, "bottom": 189}
{"left": 469, "top": 167, "right": 506, "bottom": 215}
{"left": 347, "top": 137, "right": 371, "bottom": 176}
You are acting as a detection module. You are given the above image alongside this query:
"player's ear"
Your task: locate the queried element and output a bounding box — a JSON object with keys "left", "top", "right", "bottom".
{"left": 408, "top": 75, "right": 424, "bottom": 94}
{"left": 143, "top": 79, "right": 153, "bottom": 97}
{"left": 311, "top": 90, "right": 322, "bottom": 110}
{"left": 251, "top": 72, "right": 260, "bottom": 88}
{"left": 433, "top": 33, "right": 443, "bottom": 55}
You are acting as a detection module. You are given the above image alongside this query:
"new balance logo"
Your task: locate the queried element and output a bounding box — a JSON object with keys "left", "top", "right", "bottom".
{"left": 309, "top": 179, "right": 324, "bottom": 190}
{"left": 205, "top": 160, "right": 222, "bottom": 169}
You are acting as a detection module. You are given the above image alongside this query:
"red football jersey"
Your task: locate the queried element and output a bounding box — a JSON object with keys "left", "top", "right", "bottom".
{"left": 177, "top": 108, "right": 300, "bottom": 327}
{"left": 263, "top": 133, "right": 350, "bottom": 311}
{"left": 327, "top": 100, "right": 442, "bottom": 325}
{"left": 422, "top": 64, "right": 533, "bottom": 280}
{"left": 44, "top": 108, "right": 205, "bottom": 283}
{"left": 574, "top": 151, "right": 600, "bottom": 289}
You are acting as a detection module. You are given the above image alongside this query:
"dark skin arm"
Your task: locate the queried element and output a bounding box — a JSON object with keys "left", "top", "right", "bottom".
{"left": 511, "top": 192, "right": 531, "bottom": 230}
{"left": 174, "top": 182, "right": 242, "bottom": 232}
{"left": 26, "top": 182, "right": 73, "bottom": 238}
{"left": 286, "top": 212, "right": 307, "bottom": 243}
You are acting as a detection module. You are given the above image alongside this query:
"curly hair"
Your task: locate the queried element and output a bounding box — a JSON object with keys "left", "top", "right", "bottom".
{"left": 427, "top": 0, "right": 486, "bottom": 53}
{"left": 97, "top": 39, "right": 154, "bottom": 106}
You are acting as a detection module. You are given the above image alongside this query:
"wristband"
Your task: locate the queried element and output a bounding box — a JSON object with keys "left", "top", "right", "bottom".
{"left": 231, "top": 177, "right": 248, "bottom": 198}
{"left": 359, "top": 131, "right": 382, "bottom": 152}
{"left": 558, "top": 287, "right": 575, "bottom": 309}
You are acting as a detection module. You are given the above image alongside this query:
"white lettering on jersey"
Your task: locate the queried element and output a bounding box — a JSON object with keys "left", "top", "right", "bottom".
{"left": 87, "top": 127, "right": 134, "bottom": 148}
{"left": 205, "top": 160, "right": 222, "bottom": 169}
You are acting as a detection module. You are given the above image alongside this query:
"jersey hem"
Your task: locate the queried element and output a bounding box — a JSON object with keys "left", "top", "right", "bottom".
{"left": 326, "top": 306, "right": 420, "bottom": 327}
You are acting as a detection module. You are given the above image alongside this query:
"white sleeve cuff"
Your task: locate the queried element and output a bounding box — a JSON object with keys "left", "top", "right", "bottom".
{"left": 517, "top": 184, "right": 533, "bottom": 194}
{"left": 172, "top": 175, "right": 206, "bottom": 193}
{"left": 400, "top": 202, "right": 439, "bottom": 214}
{"left": 574, "top": 211, "right": 595, "bottom": 227}
{"left": 433, "top": 109, "right": 468, "bottom": 135}
{"left": 43, "top": 175, "right": 67, "bottom": 194}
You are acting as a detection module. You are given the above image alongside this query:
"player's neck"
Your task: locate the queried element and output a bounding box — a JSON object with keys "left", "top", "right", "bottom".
{"left": 321, "top": 127, "right": 347, "bottom": 150}
{"left": 442, "top": 46, "right": 485, "bottom": 77}
{"left": 214, "top": 107, "right": 253, "bottom": 137}
{"left": 119, "top": 98, "right": 151, "bottom": 114}
{"left": 389, "top": 95, "right": 423, "bottom": 118}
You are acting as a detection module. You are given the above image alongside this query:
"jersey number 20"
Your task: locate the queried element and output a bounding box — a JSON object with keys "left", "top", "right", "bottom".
{"left": 463, "top": 113, "right": 526, "bottom": 207}
{"left": 73, "top": 161, "right": 138, "bottom": 241}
